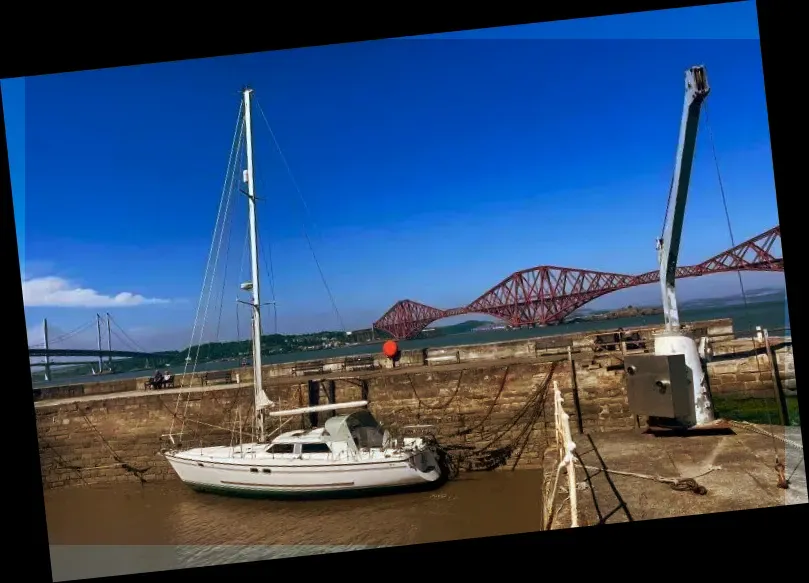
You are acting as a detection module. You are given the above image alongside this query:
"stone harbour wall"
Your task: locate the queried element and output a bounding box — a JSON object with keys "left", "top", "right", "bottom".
{"left": 707, "top": 336, "right": 795, "bottom": 398}
{"left": 35, "top": 355, "right": 630, "bottom": 490}
{"left": 34, "top": 318, "right": 796, "bottom": 490}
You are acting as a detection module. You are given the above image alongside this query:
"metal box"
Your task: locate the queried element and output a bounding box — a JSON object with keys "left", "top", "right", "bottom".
{"left": 624, "top": 354, "right": 695, "bottom": 425}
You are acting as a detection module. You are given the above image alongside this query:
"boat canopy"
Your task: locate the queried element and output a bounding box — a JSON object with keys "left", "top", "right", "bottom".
{"left": 324, "top": 410, "right": 386, "bottom": 448}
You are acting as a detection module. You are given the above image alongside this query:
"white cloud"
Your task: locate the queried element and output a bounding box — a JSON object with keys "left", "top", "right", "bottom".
{"left": 22, "top": 276, "right": 170, "bottom": 308}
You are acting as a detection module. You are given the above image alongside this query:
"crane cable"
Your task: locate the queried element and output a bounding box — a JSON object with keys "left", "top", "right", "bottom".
{"left": 703, "top": 100, "right": 785, "bottom": 486}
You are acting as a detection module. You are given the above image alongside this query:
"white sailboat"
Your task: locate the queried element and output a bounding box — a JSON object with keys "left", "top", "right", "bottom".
{"left": 163, "top": 87, "right": 446, "bottom": 498}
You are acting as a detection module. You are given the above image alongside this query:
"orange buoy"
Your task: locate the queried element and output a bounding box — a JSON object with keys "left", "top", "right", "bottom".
{"left": 382, "top": 340, "right": 399, "bottom": 359}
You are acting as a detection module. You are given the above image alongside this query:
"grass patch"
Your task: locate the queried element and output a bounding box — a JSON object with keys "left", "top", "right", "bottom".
{"left": 713, "top": 395, "right": 801, "bottom": 426}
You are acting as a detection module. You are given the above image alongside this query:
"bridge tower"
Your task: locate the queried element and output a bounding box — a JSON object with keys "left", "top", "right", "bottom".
{"left": 96, "top": 314, "right": 103, "bottom": 373}
{"left": 105, "top": 312, "right": 113, "bottom": 369}
{"left": 43, "top": 319, "right": 52, "bottom": 381}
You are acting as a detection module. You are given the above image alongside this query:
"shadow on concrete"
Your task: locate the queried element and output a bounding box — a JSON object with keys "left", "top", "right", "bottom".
{"left": 575, "top": 434, "right": 633, "bottom": 525}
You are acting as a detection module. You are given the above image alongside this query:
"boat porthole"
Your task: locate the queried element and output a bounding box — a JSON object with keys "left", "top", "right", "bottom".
{"left": 250, "top": 468, "right": 258, "bottom": 473}
{"left": 262, "top": 469, "right": 272, "bottom": 474}
{"left": 197, "top": 463, "right": 204, "bottom": 467}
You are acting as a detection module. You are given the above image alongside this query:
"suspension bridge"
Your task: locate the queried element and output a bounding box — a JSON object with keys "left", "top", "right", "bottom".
{"left": 28, "top": 313, "right": 170, "bottom": 381}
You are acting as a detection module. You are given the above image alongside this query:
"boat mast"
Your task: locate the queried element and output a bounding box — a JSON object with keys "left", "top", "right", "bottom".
{"left": 242, "top": 87, "right": 266, "bottom": 442}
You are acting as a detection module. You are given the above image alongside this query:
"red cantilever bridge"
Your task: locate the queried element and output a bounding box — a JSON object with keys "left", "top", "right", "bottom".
{"left": 373, "top": 226, "right": 784, "bottom": 340}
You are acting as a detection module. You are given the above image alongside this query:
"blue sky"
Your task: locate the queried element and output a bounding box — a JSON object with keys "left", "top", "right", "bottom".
{"left": 5, "top": 1, "right": 783, "bottom": 351}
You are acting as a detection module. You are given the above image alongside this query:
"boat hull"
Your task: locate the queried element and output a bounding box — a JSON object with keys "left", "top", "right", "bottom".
{"left": 164, "top": 448, "right": 444, "bottom": 499}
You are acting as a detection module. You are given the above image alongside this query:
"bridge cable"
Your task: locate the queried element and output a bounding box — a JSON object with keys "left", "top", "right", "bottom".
{"left": 44, "top": 321, "right": 94, "bottom": 346}
{"left": 254, "top": 98, "right": 346, "bottom": 333}
{"left": 31, "top": 318, "right": 96, "bottom": 348}
{"left": 110, "top": 329, "right": 138, "bottom": 354}
{"left": 109, "top": 316, "right": 148, "bottom": 353}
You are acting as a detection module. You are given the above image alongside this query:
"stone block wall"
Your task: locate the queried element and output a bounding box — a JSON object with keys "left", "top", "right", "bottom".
{"left": 35, "top": 352, "right": 637, "bottom": 490}
{"left": 37, "top": 317, "right": 780, "bottom": 491}
{"left": 707, "top": 336, "right": 795, "bottom": 398}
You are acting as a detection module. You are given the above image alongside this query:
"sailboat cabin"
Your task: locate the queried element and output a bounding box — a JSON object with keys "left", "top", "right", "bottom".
{"left": 264, "top": 410, "right": 391, "bottom": 459}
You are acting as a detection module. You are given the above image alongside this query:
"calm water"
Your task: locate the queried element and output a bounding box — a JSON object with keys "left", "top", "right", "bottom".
{"left": 33, "top": 300, "right": 789, "bottom": 389}
{"left": 45, "top": 471, "right": 545, "bottom": 578}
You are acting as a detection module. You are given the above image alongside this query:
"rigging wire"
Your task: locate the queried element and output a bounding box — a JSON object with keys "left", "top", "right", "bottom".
{"left": 236, "top": 224, "right": 250, "bottom": 346}
{"left": 189, "top": 114, "right": 245, "bottom": 379}
{"left": 209, "top": 131, "right": 246, "bottom": 357}
{"left": 254, "top": 98, "right": 346, "bottom": 333}
{"left": 257, "top": 229, "right": 279, "bottom": 335}
{"left": 182, "top": 101, "right": 244, "bottom": 384}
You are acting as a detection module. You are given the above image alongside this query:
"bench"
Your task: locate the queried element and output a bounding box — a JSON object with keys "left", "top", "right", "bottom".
{"left": 344, "top": 355, "right": 376, "bottom": 372}
{"left": 201, "top": 370, "right": 233, "bottom": 386}
{"left": 293, "top": 361, "right": 325, "bottom": 377}
{"left": 593, "top": 331, "right": 647, "bottom": 353}
{"left": 145, "top": 375, "right": 176, "bottom": 390}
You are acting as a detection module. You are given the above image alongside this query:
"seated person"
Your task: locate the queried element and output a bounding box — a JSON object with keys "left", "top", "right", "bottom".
{"left": 151, "top": 370, "right": 164, "bottom": 389}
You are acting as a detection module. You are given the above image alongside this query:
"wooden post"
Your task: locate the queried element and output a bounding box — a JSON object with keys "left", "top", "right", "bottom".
{"left": 762, "top": 329, "right": 790, "bottom": 426}
{"left": 567, "top": 347, "right": 584, "bottom": 434}
{"left": 307, "top": 380, "right": 320, "bottom": 428}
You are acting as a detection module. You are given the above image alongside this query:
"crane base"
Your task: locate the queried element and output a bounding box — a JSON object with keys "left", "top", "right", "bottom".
{"left": 644, "top": 418, "right": 733, "bottom": 437}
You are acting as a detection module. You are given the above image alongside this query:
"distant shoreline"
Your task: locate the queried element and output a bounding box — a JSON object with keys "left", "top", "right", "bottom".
{"left": 565, "top": 305, "right": 663, "bottom": 324}
{"left": 31, "top": 289, "right": 786, "bottom": 384}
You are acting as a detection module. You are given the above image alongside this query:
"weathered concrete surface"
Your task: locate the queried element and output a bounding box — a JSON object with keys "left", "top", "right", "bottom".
{"left": 544, "top": 426, "right": 806, "bottom": 528}
{"left": 784, "top": 427, "right": 807, "bottom": 506}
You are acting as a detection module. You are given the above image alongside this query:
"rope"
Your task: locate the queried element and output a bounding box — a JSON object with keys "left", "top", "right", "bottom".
{"left": 76, "top": 406, "right": 151, "bottom": 483}
{"left": 406, "top": 370, "right": 464, "bottom": 411}
{"left": 39, "top": 438, "right": 90, "bottom": 486}
{"left": 445, "top": 362, "right": 557, "bottom": 473}
{"left": 449, "top": 366, "right": 510, "bottom": 437}
{"left": 728, "top": 420, "right": 803, "bottom": 450}
{"left": 544, "top": 387, "right": 579, "bottom": 529}
{"left": 574, "top": 462, "right": 721, "bottom": 495}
